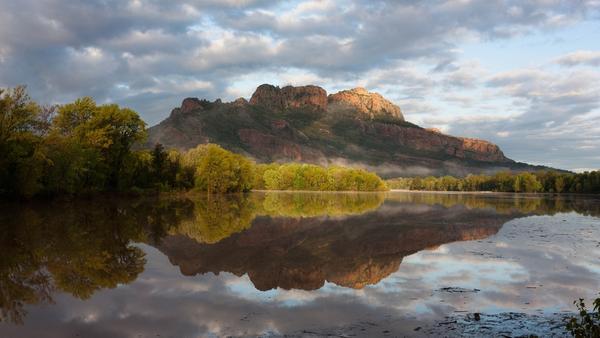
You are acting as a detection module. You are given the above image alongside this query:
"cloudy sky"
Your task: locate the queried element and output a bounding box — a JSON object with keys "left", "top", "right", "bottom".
{"left": 1, "top": 0, "right": 599, "bottom": 171}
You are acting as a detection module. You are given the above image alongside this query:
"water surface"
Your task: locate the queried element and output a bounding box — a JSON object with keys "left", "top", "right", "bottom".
{"left": 1, "top": 192, "right": 599, "bottom": 337}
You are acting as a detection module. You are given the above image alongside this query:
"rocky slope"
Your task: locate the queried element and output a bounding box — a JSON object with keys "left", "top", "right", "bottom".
{"left": 146, "top": 84, "right": 546, "bottom": 176}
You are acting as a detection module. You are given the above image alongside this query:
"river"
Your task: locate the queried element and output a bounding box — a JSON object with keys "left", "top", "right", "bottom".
{"left": 1, "top": 192, "right": 599, "bottom": 337}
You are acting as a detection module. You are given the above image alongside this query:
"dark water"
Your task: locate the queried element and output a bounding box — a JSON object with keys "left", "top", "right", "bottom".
{"left": 1, "top": 192, "right": 599, "bottom": 337}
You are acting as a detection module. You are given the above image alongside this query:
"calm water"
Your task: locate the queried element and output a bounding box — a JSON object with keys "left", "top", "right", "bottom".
{"left": 1, "top": 192, "right": 600, "bottom": 337}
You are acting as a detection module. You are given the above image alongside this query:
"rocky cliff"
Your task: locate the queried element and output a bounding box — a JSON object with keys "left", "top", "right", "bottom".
{"left": 328, "top": 87, "right": 404, "bottom": 120}
{"left": 250, "top": 84, "right": 328, "bottom": 111}
{"left": 146, "top": 83, "right": 545, "bottom": 177}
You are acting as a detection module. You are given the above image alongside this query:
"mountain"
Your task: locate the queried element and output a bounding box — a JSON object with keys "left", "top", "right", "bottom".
{"left": 146, "top": 84, "right": 547, "bottom": 177}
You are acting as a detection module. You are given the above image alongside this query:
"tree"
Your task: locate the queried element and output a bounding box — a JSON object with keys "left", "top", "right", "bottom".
{"left": 0, "top": 86, "right": 46, "bottom": 197}
{"left": 186, "top": 144, "right": 254, "bottom": 193}
{"left": 46, "top": 97, "right": 147, "bottom": 192}
{"left": 555, "top": 175, "right": 566, "bottom": 193}
{"left": 89, "top": 104, "right": 147, "bottom": 189}
{"left": 52, "top": 97, "right": 97, "bottom": 138}
{"left": 0, "top": 86, "right": 43, "bottom": 145}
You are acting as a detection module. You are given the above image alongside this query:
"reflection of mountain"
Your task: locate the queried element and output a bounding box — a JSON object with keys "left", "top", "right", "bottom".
{"left": 157, "top": 202, "right": 514, "bottom": 291}
{"left": 2, "top": 192, "right": 598, "bottom": 323}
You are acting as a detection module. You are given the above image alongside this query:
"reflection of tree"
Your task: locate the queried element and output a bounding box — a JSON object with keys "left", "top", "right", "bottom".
{"left": 0, "top": 223, "right": 53, "bottom": 325}
{"left": 0, "top": 200, "right": 154, "bottom": 324}
{"left": 166, "top": 192, "right": 386, "bottom": 243}
{"left": 386, "top": 193, "right": 600, "bottom": 216}
{"left": 170, "top": 195, "right": 257, "bottom": 244}
{"left": 259, "top": 192, "right": 385, "bottom": 218}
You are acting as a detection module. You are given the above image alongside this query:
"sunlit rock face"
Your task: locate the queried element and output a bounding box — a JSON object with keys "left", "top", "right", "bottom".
{"left": 328, "top": 87, "right": 404, "bottom": 120}
{"left": 250, "top": 84, "right": 328, "bottom": 112}
{"left": 157, "top": 202, "right": 509, "bottom": 291}
{"left": 144, "top": 83, "right": 548, "bottom": 176}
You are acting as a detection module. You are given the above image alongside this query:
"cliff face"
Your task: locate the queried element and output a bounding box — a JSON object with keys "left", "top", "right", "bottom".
{"left": 250, "top": 84, "right": 328, "bottom": 112}
{"left": 328, "top": 87, "right": 404, "bottom": 120}
{"left": 145, "top": 83, "right": 544, "bottom": 177}
{"left": 370, "top": 122, "right": 507, "bottom": 162}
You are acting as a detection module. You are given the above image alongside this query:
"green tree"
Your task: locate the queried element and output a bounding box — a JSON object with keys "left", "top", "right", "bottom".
{"left": 185, "top": 144, "right": 254, "bottom": 193}
{"left": 50, "top": 98, "right": 147, "bottom": 191}
{"left": 0, "top": 86, "right": 47, "bottom": 197}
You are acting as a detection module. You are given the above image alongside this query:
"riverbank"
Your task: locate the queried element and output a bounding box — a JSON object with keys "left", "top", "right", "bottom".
{"left": 390, "top": 189, "right": 600, "bottom": 197}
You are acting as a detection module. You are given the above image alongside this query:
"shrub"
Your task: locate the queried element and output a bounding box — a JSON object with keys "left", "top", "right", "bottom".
{"left": 566, "top": 295, "right": 600, "bottom": 337}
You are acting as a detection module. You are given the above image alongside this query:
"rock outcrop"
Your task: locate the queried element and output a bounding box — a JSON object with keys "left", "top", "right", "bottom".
{"left": 181, "top": 98, "right": 204, "bottom": 113}
{"left": 460, "top": 137, "right": 507, "bottom": 162}
{"left": 250, "top": 84, "right": 328, "bottom": 111}
{"left": 328, "top": 87, "right": 404, "bottom": 120}
{"left": 169, "top": 97, "right": 219, "bottom": 117}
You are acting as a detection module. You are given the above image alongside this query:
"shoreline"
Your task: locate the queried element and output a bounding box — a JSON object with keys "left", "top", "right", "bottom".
{"left": 277, "top": 311, "right": 572, "bottom": 337}
{"left": 389, "top": 189, "right": 600, "bottom": 197}
{"left": 3, "top": 189, "right": 599, "bottom": 203}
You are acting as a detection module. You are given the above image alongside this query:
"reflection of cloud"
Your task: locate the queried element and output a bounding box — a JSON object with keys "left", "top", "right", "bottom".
{"left": 389, "top": 213, "right": 600, "bottom": 314}
{"left": 2, "top": 194, "right": 600, "bottom": 337}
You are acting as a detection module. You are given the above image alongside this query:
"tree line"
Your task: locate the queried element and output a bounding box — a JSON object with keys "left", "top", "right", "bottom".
{"left": 253, "top": 163, "right": 387, "bottom": 191}
{"left": 387, "top": 170, "right": 600, "bottom": 194}
{"left": 0, "top": 86, "right": 387, "bottom": 197}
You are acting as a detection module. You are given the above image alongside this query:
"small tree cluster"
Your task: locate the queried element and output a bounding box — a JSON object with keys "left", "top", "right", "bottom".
{"left": 180, "top": 144, "right": 254, "bottom": 193}
{"left": 254, "top": 163, "right": 387, "bottom": 191}
{"left": 387, "top": 170, "right": 600, "bottom": 194}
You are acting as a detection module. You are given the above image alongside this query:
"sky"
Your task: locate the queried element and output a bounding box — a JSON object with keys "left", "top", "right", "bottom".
{"left": 0, "top": 0, "right": 599, "bottom": 171}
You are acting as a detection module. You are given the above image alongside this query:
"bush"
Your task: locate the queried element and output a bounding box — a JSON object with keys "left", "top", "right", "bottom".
{"left": 566, "top": 296, "right": 600, "bottom": 337}
{"left": 262, "top": 163, "right": 387, "bottom": 191}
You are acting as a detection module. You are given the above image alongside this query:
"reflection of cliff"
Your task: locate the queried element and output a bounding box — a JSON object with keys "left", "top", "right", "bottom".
{"left": 157, "top": 203, "right": 511, "bottom": 291}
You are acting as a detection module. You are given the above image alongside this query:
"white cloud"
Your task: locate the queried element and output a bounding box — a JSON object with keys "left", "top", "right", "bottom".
{"left": 554, "top": 50, "right": 600, "bottom": 67}
{"left": 0, "top": 0, "right": 599, "bottom": 169}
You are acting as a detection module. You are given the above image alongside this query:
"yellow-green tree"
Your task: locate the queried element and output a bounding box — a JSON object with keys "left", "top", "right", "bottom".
{"left": 183, "top": 144, "right": 254, "bottom": 193}
{"left": 0, "top": 86, "right": 47, "bottom": 197}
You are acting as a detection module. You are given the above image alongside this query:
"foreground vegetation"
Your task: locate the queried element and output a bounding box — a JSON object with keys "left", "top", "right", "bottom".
{"left": 566, "top": 295, "right": 600, "bottom": 337}
{"left": 387, "top": 171, "right": 600, "bottom": 194}
{"left": 0, "top": 86, "right": 386, "bottom": 197}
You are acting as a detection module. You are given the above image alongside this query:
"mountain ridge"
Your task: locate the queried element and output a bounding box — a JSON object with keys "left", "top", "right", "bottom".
{"left": 146, "top": 84, "right": 551, "bottom": 177}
